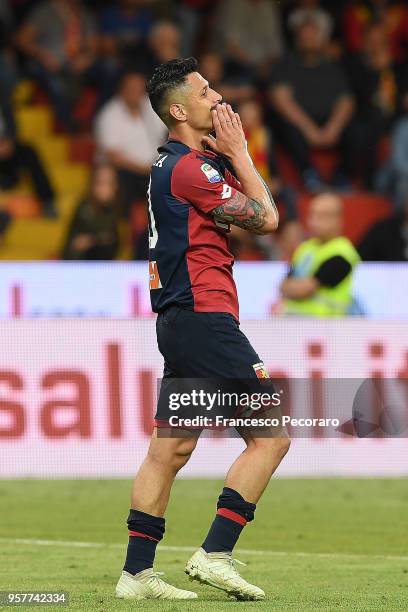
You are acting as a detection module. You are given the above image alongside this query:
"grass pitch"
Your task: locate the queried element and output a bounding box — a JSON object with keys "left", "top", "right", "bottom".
{"left": 0, "top": 478, "right": 407, "bottom": 611}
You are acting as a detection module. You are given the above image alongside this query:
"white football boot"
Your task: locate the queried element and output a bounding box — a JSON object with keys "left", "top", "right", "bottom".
{"left": 185, "top": 548, "right": 265, "bottom": 601}
{"left": 115, "top": 568, "right": 198, "bottom": 600}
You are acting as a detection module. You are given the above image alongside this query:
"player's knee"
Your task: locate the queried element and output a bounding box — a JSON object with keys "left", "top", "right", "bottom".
{"left": 249, "top": 436, "right": 291, "bottom": 459}
{"left": 148, "top": 438, "right": 196, "bottom": 473}
{"left": 167, "top": 446, "right": 195, "bottom": 473}
{"left": 270, "top": 436, "right": 291, "bottom": 459}
{"left": 170, "top": 450, "right": 192, "bottom": 472}
{"left": 176, "top": 438, "right": 197, "bottom": 467}
{"left": 277, "top": 436, "right": 291, "bottom": 458}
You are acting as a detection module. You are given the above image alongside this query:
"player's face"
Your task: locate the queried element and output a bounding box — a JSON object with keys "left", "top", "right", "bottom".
{"left": 185, "top": 72, "right": 222, "bottom": 131}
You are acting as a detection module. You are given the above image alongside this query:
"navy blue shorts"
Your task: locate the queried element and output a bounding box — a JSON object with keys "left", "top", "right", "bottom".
{"left": 154, "top": 305, "right": 273, "bottom": 426}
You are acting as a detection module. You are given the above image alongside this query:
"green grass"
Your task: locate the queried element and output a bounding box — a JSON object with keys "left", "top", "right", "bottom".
{"left": 0, "top": 479, "right": 407, "bottom": 611}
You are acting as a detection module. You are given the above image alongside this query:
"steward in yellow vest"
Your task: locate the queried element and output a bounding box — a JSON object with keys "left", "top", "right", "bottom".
{"left": 280, "top": 193, "right": 360, "bottom": 317}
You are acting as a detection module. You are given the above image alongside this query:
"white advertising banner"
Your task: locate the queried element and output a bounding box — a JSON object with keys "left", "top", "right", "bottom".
{"left": 1, "top": 319, "right": 407, "bottom": 478}
{"left": 0, "top": 262, "right": 408, "bottom": 318}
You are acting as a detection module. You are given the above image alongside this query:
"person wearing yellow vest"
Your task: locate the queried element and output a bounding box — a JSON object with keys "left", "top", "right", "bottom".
{"left": 280, "top": 193, "right": 360, "bottom": 317}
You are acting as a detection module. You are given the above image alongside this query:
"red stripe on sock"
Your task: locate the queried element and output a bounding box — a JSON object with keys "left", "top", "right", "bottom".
{"left": 128, "top": 530, "right": 160, "bottom": 542}
{"left": 217, "top": 508, "right": 247, "bottom": 526}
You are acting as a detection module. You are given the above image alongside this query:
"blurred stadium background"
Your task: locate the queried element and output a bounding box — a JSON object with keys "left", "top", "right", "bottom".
{"left": 0, "top": 0, "right": 407, "bottom": 609}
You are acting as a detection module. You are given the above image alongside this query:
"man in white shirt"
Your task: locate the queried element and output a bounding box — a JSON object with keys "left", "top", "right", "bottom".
{"left": 95, "top": 70, "right": 167, "bottom": 214}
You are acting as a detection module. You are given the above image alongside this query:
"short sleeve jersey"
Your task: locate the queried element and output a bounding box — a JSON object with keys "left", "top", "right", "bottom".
{"left": 148, "top": 138, "right": 242, "bottom": 320}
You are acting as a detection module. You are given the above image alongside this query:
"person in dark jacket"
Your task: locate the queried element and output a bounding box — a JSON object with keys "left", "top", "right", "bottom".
{"left": 0, "top": 99, "right": 57, "bottom": 217}
{"left": 62, "top": 163, "right": 121, "bottom": 260}
{"left": 344, "top": 22, "right": 406, "bottom": 189}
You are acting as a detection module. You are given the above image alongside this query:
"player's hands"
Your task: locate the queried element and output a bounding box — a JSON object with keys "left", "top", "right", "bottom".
{"left": 202, "top": 103, "right": 247, "bottom": 161}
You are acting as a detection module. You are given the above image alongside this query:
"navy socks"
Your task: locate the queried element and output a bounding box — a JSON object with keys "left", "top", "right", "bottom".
{"left": 123, "top": 488, "right": 255, "bottom": 573}
{"left": 202, "top": 487, "right": 256, "bottom": 553}
{"left": 123, "top": 509, "right": 165, "bottom": 575}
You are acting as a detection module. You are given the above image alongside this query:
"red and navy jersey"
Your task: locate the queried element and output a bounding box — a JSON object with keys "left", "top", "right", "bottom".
{"left": 148, "top": 138, "right": 242, "bottom": 320}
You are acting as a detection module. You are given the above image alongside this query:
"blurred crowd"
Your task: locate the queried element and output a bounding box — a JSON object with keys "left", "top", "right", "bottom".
{"left": 1, "top": 0, "right": 408, "bottom": 262}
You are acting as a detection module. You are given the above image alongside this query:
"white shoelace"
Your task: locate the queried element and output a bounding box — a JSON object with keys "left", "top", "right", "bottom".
{"left": 215, "top": 556, "right": 247, "bottom": 581}
{"left": 149, "top": 571, "right": 165, "bottom": 582}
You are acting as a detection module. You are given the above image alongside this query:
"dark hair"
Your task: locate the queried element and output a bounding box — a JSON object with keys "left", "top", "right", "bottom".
{"left": 147, "top": 57, "right": 198, "bottom": 126}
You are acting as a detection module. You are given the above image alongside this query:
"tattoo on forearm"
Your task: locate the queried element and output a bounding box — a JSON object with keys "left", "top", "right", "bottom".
{"left": 254, "top": 168, "right": 279, "bottom": 224}
{"left": 212, "top": 191, "right": 266, "bottom": 231}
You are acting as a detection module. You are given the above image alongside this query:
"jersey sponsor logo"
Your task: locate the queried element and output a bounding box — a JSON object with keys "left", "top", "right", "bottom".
{"left": 252, "top": 362, "right": 270, "bottom": 379}
{"left": 221, "top": 183, "right": 232, "bottom": 199}
{"left": 201, "top": 163, "right": 222, "bottom": 183}
{"left": 149, "top": 260, "right": 162, "bottom": 290}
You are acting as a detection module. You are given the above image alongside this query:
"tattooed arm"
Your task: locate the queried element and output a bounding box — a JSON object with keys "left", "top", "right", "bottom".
{"left": 203, "top": 103, "right": 279, "bottom": 234}
{"left": 212, "top": 191, "right": 269, "bottom": 234}
{"left": 212, "top": 159, "right": 279, "bottom": 234}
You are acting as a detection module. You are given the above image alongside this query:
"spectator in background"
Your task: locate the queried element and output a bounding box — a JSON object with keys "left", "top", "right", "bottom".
{"left": 375, "top": 110, "right": 408, "bottom": 210}
{"left": 344, "top": 23, "right": 405, "bottom": 189}
{"left": 279, "top": 193, "right": 360, "bottom": 316}
{"left": 16, "top": 0, "right": 97, "bottom": 131}
{"left": 199, "top": 52, "right": 256, "bottom": 106}
{"left": 346, "top": 24, "right": 404, "bottom": 189}
{"left": 269, "top": 14, "right": 355, "bottom": 193}
{"left": 62, "top": 164, "right": 120, "bottom": 260}
{"left": 212, "top": 0, "right": 284, "bottom": 83}
{"left": 97, "top": 0, "right": 154, "bottom": 102}
{"left": 358, "top": 195, "right": 408, "bottom": 260}
{"left": 177, "top": 0, "right": 219, "bottom": 57}
{"left": 343, "top": 0, "right": 408, "bottom": 64}
{"left": 0, "top": 99, "right": 57, "bottom": 217}
{"left": 95, "top": 70, "right": 167, "bottom": 215}
{"left": 99, "top": 0, "right": 153, "bottom": 60}
{"left": 287, "top": 0, "right": 344, "bottom": 60}
{"left": 238, "top": 98, "right": 298, "bottom": 222}
{"left": 288, "top": 0, "right": 334, "bottom": 46}
{"left": 141, "top": 20, "right": 181, "bottom": 77}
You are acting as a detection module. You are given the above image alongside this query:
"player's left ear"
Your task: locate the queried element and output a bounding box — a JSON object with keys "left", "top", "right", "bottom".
{"left": 169, "top": 103, "right": 187, "bottom": 123}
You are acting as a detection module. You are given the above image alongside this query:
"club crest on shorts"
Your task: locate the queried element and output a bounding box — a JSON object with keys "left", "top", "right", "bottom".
{"left": 201, "top": 163, "right": 222, "bottom": 183}
{"left": 252, "top": 362, "right": 270, "bottom": 379}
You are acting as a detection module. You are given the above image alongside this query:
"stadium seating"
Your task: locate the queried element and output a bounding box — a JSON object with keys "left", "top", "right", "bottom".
{"left": 277, "top": 147, "right": 392, "bottom": 243}
{"left": 0, "top": 99, "right": 90, "bottom": 260}
{"left": 0, "top": 84, "right": 394, "bottom": 261}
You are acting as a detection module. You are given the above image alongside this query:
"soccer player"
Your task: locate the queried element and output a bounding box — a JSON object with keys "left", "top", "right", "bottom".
{"left": 115, "top": 58, "right": 290, "bottom": 601}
